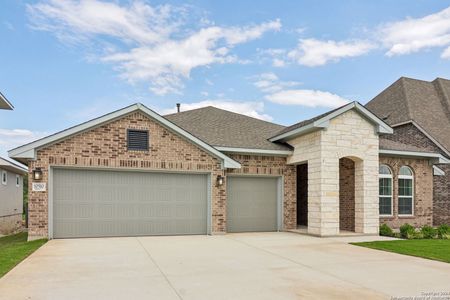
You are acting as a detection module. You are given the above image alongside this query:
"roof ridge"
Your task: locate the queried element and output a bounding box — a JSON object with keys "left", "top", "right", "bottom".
{"left": 433, "top": 78, "right": 450, "bottom": 119}
{"left": 165, "top": 105, "right": 285, "bottom": 128}
{"left": 398, "top": 77, "right": 413, "bottom": 121}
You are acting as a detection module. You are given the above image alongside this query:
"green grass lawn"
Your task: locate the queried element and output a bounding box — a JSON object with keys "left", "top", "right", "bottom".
{"left": 0, "top": 232, "right": 47, "bottom": 278}
{"left": 352, "top": 239, "right": 450, "bottom": 263}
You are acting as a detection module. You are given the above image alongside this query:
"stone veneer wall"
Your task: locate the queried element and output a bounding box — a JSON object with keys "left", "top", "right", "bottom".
{"left": 0, "top": 213, "right": 22, "bottom": 235}
{"left": 379, "top": 156, "right": 433, "bottom": 228}
{"left": 287, "top": 109, "right": 379, "bottom": 236}
{"left": 27, "top": 111, "right": 296, "bottom": 239}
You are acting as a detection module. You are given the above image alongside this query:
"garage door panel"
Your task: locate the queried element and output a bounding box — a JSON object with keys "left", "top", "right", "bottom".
{"left": 53, "top": 169, "right": 208, "bottom": 238}
{"left": 227, "top": 176, "right": 278, "bottom": 233}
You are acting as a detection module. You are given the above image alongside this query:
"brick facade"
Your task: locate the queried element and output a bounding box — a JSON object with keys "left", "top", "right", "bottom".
{"left": 381, "top": 123, "right": 450, "bottom": 226}
{"left": 27, "top": 111, "right": 297, "bottom": 239}
{"left": 339, "top": 158, "right": 355, "bottom": 231}
{"left": 379, "top": 156, "right": 433, "bottom": 228}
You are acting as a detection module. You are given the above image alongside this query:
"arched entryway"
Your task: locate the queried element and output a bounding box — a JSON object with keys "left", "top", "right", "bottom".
{"left": 339, "top": 157, "right": 356, "bottom": 232}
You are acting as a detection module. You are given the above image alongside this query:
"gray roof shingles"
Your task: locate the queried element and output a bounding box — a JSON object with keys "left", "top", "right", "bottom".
{"left": 366, "top": 77, "right": 450, "bottom": 154}
{"left": 165, "top": 106, "right": 291, "bottom": 151}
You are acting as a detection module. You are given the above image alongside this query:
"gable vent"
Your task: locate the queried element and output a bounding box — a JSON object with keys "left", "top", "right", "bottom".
{"left": 127, "top": 129, "right": 149, "bottom": 151}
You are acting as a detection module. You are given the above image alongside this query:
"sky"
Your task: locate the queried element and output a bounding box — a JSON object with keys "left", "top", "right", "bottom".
{"left": 1, "top": 0, "right": 450, "bottom": 158}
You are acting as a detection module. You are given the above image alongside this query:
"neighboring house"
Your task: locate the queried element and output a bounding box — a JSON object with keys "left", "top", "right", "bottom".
{"left": 367, "top": 77, "right": 450, "bottom": 226}
{"left": 1, "top": 92, "right": 25, "bottom": 234}
{"left": 0, "top": 158, "right": 26, "bottom": 234}
{"left": 9, "top": 101, "right": 449, "bottom": 241}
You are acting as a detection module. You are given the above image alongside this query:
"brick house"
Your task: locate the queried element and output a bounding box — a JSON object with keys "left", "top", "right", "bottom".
{"left": 8, "top": 96, "right": 449, "bottom": 240}
{"left": 367, "top": 77, "right": 450, "bottom": 226}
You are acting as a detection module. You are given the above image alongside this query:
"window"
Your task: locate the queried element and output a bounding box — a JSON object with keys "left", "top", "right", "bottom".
{"left": 398, "top": 166, "right": 414, "bottom": 216}
{"left": 379, "top": 165, "right": 393, "bottom": 216}
{"left": 1, "top": 171, "right": 7, "bottom": 185}
{"left": 16, "top": 175, "right": 20, "bottom": 187}
{"left": 127, "top": 129, "right": 149, "bottom": 151}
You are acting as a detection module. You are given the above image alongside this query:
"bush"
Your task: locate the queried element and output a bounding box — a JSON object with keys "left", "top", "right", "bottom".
{"left": 400, "top": 223, "right": 416, "bottom": 239}
{"left": 379, "top": 224, "right": 394, "bottom": 237}
{"left": 421, "top": 225, "right": 437, "bottom": 239}
{"left": 437, "top": 224, "right": 450, "bottom": 239}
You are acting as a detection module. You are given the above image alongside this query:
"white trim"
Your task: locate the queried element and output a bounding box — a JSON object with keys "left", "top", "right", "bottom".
{"left": 0, "top": 92, "right": 13, "bottom": 110}
{"left": 1, "top": 170, "right": 7, "bottom": 185}
{"left": 269, "top": 101, "right": 393, "bottom": 142}
{"left": 391, "top": 120, "right": 450, "bottom": 158}
{"left": 379, "top": 164, "right": 393, "bottom": 217}
{"left": 0, "top": 157, "right": 27, "bottom": 174}
{"left": 398, "top": 166, "right": 414, "bottom": 217}
{"left": 214, "top": 146, "right": 293, "bottom": 156}
{"left": 433, "top": 165, "right": 445, "bottom": 176}
{"left": 8, "top": 103, "right": 241, "bottom": 169}
{"left": 379, "top": 149, "right": 450, "bottom": 164}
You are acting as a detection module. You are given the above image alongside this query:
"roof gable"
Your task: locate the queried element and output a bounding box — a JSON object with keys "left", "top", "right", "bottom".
{"left": 270, "top": 101, "right": 393, "bottom": 142}
{"left": 0, "top": 92, "right": 13, "bottom": 110}
{"left": 367, "top": 77, "right": 450, "bottom": 153}
{"left": 8, "top": 103, "right": 241, "bottom": 169}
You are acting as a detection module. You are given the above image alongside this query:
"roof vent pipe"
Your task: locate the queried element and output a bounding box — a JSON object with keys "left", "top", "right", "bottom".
{"left": 176, "top": 103, "right": 181, "bottom": 113}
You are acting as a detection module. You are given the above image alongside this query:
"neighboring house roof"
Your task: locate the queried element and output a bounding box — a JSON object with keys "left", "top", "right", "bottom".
{"left": 0, "top": 157, "right": 27, "bottom": 175}
{"left": 269, "top": 101, "right": 393, "bottom": 142}
{"left": 366, "top": 77, "right": 450, "bottom": 154}
{"left": 8, "top": 103, "right": 241, "bottom": 169}
{"left": 0, "top": 92, "right": 13, "bottom": 110}
{"left": 165, "top": 106, "right": 291, "bottom": 152}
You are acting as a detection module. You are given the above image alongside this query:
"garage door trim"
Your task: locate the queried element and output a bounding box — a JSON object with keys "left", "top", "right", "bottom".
{"left": 48, "top": 166, "right": 213, "bottom": 239}
{"left": 226, "top": 174, "right": 284, "bottom": 231}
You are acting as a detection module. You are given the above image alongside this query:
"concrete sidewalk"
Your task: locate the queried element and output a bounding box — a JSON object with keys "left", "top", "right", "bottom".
{"left": 0, "top": 232, "right": 449, "bottom": 300}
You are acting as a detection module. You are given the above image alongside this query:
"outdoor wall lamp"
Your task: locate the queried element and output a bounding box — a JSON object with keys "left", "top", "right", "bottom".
{"left": 33, "top": 168, "right": 43, "bottom": 181}
{"left": 216, "top": 175, "right": 224, "bottom": 186}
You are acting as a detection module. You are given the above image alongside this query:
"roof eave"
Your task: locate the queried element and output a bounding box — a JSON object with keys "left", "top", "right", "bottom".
{"left": 379, "top": 149, "right": 450, "bottom": 164}
{"left": 0, "top": 92, "right": 14, "bottom": 110}
{"left": 270, "top": 102, "right": 393, "bottom": 142}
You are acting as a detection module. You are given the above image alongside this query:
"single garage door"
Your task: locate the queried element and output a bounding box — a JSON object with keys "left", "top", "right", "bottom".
{"left": 52, "top": 168, "right": 208, "bottom": 238}
{"left": 227, "top": 176, "right": 279, "bottom": 233}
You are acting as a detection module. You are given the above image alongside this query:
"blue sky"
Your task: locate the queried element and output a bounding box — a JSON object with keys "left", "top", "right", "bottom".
{"left": 1, "top": 0, "right": 450, "bottom": 157}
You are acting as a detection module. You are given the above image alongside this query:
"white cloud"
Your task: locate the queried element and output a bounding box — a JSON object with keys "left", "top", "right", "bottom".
{"left": 257, "top": 48, "right": 287, "bottom": 67}
{"left": 265, "top": 89, "right": 350, "bottom": 108}
{"left": 442, "top": 46, "right": 450, "bottom": 59}
{"left": 288, "top": 38, "right": 374, "bottom": 66}
{"left": 27, "top": 0, "right": 281, "bottom": 95}
{"left": 252, "top": 72, "right": 301, "bottom": 93}
{"left": 160, "top": 100, "right": 273, "bottom": 121}
{"left": 379, "top": 6, "right": 450, "bottom": 56}
{"left": 0, "top": 129, "right": 48, "bottom": 157}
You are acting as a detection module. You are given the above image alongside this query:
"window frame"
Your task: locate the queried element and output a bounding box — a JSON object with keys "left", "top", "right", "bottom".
{"left": 16, "top": 175, "right": 20, "bottom": 187}
{"left": 398, "top": 166, "right": 414, "bottom": 217}
{"left": 1, "top": 170, "right": 7, "bottom": 185}
{"left": 379, "top": 165, "right": 393, "bottom": 217}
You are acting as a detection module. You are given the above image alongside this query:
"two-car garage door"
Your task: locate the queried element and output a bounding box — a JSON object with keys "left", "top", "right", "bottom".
{"left": 52, "top": 169, "right": 208, "bottom": 238}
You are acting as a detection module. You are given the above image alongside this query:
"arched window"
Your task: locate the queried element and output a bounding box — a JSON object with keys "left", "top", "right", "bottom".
{"left": 398, "top": 166, "right": 414, "bottom": 216}
{"left": 379, "top": 165, "right": 393, "bottom": 216}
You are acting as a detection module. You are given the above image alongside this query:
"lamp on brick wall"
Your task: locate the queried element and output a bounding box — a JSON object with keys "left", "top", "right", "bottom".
{"left": 32, "top": 168, "right": 43, "bottom": 181}
{"left": 216, "top": 175, "right": 224, "bottom": 186}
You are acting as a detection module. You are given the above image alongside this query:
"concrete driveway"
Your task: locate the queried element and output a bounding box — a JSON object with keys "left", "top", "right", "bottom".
{"left": 0, "top": 232, "right": 449, "bottom": 300}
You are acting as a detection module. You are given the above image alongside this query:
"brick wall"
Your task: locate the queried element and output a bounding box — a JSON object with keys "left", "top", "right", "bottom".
{"left": 379, "top": 156, "right": 433, "bottom": 228}
{"left": 339, "top": 158, "right": 355, "bottom": 231}
{"left": 434, "top": 164, "right": 450, "bottom": 225}
{"left": 27, "top": 111, "right": 296, "bottom": 239}
{"left": 381, "top": 123, "right": 450, "bottom": 226}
